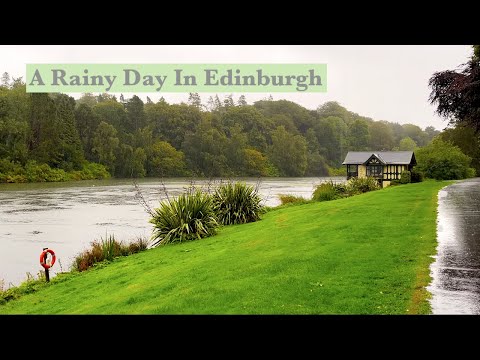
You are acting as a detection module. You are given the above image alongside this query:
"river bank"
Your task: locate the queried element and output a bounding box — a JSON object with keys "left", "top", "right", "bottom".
{"left": 0, "top": 180, "right": 448, "bottom": 314}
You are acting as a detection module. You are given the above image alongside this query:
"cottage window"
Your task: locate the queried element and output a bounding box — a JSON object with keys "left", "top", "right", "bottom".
{"left": 366, "top": 165, "right": 382, "bottom": 177}
{"left": 347, "top": 164, "right": 358, "bottom": 176}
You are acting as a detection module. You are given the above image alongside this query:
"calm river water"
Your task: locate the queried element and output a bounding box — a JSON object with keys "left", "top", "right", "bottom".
{"left": 0, "top": 177, "right": 342, "bottom": 287}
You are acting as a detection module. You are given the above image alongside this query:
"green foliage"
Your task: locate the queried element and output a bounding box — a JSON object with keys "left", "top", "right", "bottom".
{"left": 269, "top": 125, "right": 307, "bottom": 176}
{"left": 398, "top": 137, "right": 417, "bottom": 151}
{"left": 149, "top": 189, "right": 218, "bottom": 247}
{"left": 212, "top": 182, "right": 264, "bottom": 225}
{"left": 148, "top": 140, "right": 188, "bottom": 177}
{"left": 399, "top": 170, "right": 411, "bottom": 184}
{"left": 346, "top": 177, "right": 381, "bottom": 194}
{"left": 348, "top": 119, "right": 370, "bottom": 151}
{"left": 410, "top": 169, "right": 424, "bottom": 183}
{"left": 440, "top": 125, "right": 480, "bottom": 175}
{"left": 72, "top": 235, "right": 148, "bottom": 272}
{"left": 278, "top": 194, "right": 310, "bottom": 205}
{"left": 92, "top": 121, "right": 119, "bottom": 174}
{"left": 328, "top": 166, "right": 347, "bottom": 176}
{"left": 0, "top": 159, "right": 109, "bottom": 183}
{"left": 416, "top": 138, "right": 475, "bottom": 180}
{"left": 0, "top": 83, "right": 445, "bottom": 182}
{"left": 312, "top": 181, "right": 344, "bottom": 202}
{"left": 0, "top": 272, "right": 48, "bottom": 305}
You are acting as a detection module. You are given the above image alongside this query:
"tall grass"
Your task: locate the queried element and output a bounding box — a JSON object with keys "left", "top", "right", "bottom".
{"left": 149, "top": 189, "right": 218, "bottom": 247}
{"left": 212, "top": 181, "right": 263, "bottom": 225}
{"left": 72, "top": 235, "right": 149, "bottom": 272}
{"left": 278, "top": 194, "right": 310, "bottom": 205}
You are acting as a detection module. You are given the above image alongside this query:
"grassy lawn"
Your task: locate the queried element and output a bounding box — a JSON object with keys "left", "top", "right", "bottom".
{"left": 0, "top": 180, "right": 450, "bottom": 314}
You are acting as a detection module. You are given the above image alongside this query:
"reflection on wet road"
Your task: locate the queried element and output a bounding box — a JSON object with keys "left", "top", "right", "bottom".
{"left": 428, "top": 178, "right": 480, "bottom": 314}
{"left": 0, "top": 177, "right": 341, "bottom": 286}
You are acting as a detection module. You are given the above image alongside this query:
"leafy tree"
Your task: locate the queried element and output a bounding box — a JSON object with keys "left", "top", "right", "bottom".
{"left": 237, "top": 95, "right": 247, "bottom": 106}
{"left": 182, "top": 119, "right": 229, "bottom": 176}
{"left": 242, "top": 148, "right": 268, "bottom": 176}
{"left": 147, "top": 140, "right": 188, "bottom": 177}
{"left": 225, "top": 124, "right": 248, "bottom": 174}
{"left": 424, "top": 126, "right": 440, "bottom": 142}
{"left": 416, "top": 137, "right": 475, "bottom": 180}
{"left": 402, "top": 124, "right": 427, "bottom": 146}
{"left": 314, "top": 116, "right": 348, "bottom": 167}
{"left": 347, "top": 119, "right": 370, "bottom": 151}
{"left": 53, "top": 94, "right": 84, "bottom": 170}
{"left": 398, "top": 137, "right": 417, "bottom": 151}
{"left": 1, "top": 72, "right": 10, "bottom": 88}
{"left": 255, "top": 99, "right": 314, "bottom": 134}
{"left": 115, "top": 144, "right": 146, "bottom": 178}
{"left": 29, "top": 93, "right": 63, "bottom": 167}
{"left": 92, "top": 121, "right": 119, "bottom": 174}
{"left": 125, "top": 95, "right": 145, "bottom": 132}
{"left": 93, "top": 100, "right": 128, "bottom": 135}
{"left": 268, "top": 126, "right": 307, "bottom": 176}
{"left": 75, "top": 104, "right": 100, "bottom": 161}
{"left": 440, "top": 125, "right": 480, "bottom": 174}
{"left": 188, "top": 92, "right": 202, "bottom": 109}
{"left": 368, "top": 121, "right": 394, "bottom": 150}
{"left": 223, "top": 94, "right": 235, "bottom": 108}
{"left": 76, "top": 93, "right": 97, "bottom": 108}
{"left": 429, "top": 46, "right": 480, "bottom": 132}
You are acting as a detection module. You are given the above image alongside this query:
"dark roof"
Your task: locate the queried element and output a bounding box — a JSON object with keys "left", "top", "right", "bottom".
{"left": 342, "top": 151, "right": 416, "bottom": 165}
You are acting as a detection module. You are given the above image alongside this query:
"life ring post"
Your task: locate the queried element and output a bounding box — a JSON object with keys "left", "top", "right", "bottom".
{"left": 40, "top": 247, "right": 56, "bottom": 282}
{"left": 43, "top": 247, "right": 50, "bottom": 282}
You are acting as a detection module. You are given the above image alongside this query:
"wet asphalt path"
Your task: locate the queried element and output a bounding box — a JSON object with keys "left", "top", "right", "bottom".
{"left": 428, "top": 178, "right": 480, "bottom": 314}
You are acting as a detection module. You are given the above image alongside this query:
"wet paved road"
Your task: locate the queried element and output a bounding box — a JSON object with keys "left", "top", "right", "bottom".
{"left": 428, "top": 178, "right": 480, "bottom": 314}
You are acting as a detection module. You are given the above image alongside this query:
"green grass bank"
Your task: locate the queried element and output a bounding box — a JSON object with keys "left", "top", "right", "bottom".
{"left": 0, "top": 180, "right": 450, "bottom": 314}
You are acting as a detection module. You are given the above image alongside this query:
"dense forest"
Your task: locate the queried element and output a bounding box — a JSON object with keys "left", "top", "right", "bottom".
{"left": 1, "top": 72, "right": 473, "bottom": 183}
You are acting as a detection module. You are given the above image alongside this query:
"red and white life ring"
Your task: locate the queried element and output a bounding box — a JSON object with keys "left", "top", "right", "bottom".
{"left": 40, "top": 249, "right": 56, "bottom": 269}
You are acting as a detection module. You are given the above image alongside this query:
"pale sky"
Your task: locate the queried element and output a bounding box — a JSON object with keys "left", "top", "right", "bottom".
{"left": 0, "top": 45, "right": 473, "bottom": 130}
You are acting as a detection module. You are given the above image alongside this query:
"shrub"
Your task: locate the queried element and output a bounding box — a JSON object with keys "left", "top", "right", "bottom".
{"left": 150, "top": 189, "right": 218, "bottom": 247}
{"left": 466, "top": 167, "right": 476, "bottom": 178}
{"left": 278, "top": 194, "right": 309, "bottom": 205}
{"left": 416, "top": 137, "right": 475, "bottom": 180}
{"left": 346, "top": 177, "right": 380, "bottom": 194}
{"left": 410, "top": 169, "right": 424, "bottom": 183}
{"left": 399, "top": 170, "right": 411, "bottom": 184}
{"left": 312, "top": 181, "right": 339, "bottom": 202}
{"left": 71, "top": 235, "right": 149, "bottom": 272}
{"left": 212, "top": 182, "right": 264, "bottom": 225}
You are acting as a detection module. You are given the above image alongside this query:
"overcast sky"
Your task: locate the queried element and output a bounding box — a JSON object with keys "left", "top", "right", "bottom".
{"left": 0, "top": 45, "right": 473, "bottom": 130}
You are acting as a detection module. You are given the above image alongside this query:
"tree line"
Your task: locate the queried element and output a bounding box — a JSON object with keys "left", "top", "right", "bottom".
{"left": 0, "top": 74, "right": 446, "bottom": 182}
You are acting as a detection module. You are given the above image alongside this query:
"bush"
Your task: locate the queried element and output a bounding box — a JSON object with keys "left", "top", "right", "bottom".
{"left": 466, "top": 167, "right": 477, "bottom": 178}
{"left": 346, "top": 177, "right": 380, "bottom": 194}
{"left": 278, "top": 194, "right": 309, "bottom": 205}
{"left": 399, "top": 170, "right": 411, "bottom": 184}
{"left": 416, "top": 137, "right": 475, "bottom": 180}
{"left": 150, "top": 189, "right": 218, "bottom": 247}
{"left": 410, "top": 169, "right": 424, "bottom": 183}
{"left": 312, "top": 181, "right": 345, "bottom": 201}
{"left": 71, "top": 235, "right": 149, "bottom": 272}
{"left": 212, "top": 182, "right": 263, "bottom": 225}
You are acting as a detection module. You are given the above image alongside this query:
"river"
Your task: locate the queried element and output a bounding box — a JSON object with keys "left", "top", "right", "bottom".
{"left": 428, "top": 178, "right": 480, "bottom": 314}
{"left": 0, "top": 177, "right": 342, "bottom": 287}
